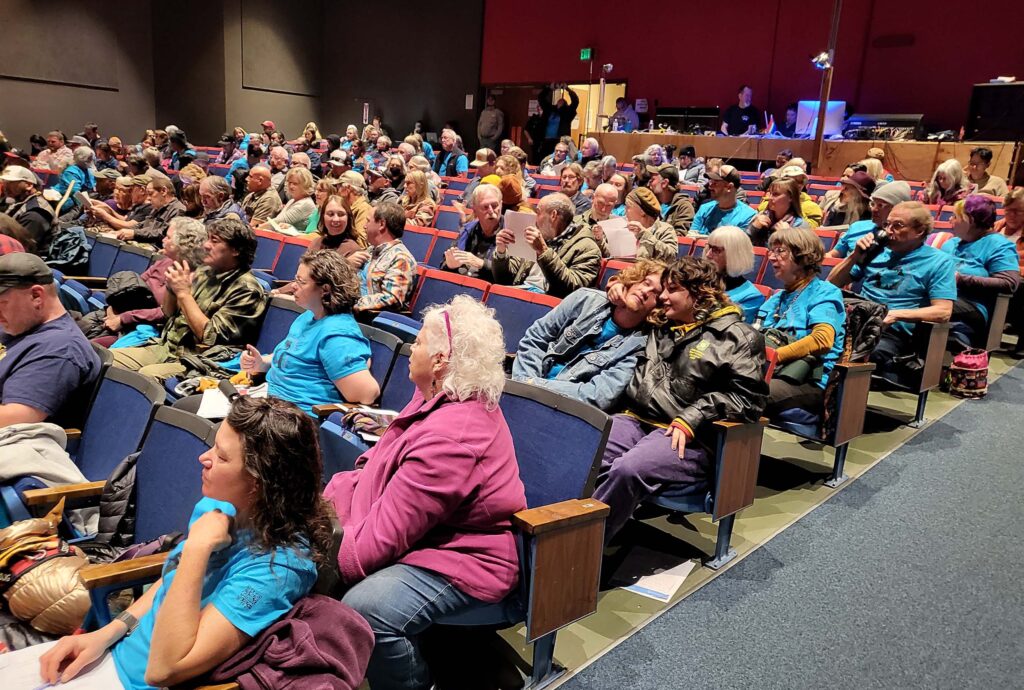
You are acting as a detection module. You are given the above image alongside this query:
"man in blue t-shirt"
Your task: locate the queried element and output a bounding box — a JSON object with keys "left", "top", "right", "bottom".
{"left": 827, "top": 201, "right": 956, "bottom": 384}
{"left": 829, "top": 181, "right": 913, "bottom": 258}
{"left": 0, "top": 253, "right": 101, "bottom": 428}
{"left": 690, "top": 164, "right": 757, "bottom": 235}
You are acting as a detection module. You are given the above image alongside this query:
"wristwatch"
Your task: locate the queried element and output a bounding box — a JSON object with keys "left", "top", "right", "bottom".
{"left": 115, "top": 610, "right": 140, "bottom": 636}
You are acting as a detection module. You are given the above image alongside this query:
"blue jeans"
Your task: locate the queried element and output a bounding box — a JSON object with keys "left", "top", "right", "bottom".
{"left": 341, "top": 563, "right": 484, "bottom": 690}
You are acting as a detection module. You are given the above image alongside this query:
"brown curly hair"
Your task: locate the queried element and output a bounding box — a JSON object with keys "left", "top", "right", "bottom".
{"left": 658, "top": 257, "right": 729, "bottom": 323}
{"left": 300, "top": 249, "right": 361, "bottom": 315}
{"left": 226, "top": 396, "right": 334, "bottom": 566}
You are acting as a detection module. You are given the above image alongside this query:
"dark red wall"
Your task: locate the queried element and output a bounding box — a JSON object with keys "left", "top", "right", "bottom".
{"left": 481, "top": 0, "right": 1024, "bottom": 133}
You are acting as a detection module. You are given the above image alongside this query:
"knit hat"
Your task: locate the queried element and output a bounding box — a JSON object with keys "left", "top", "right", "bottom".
{"left": 628, "top": 187, "right": 660, "bottom": 218}
{"left": 840, "top": 171, "right": 876, "bottom": 200}
{"left": 870, "top": 180, "right": 912, "bottom": 206}
{"left": 499, "top": 175, "right": 523, "bottom": 205}
{"left": 481, "top": 174, "right": 501, "bottom": 186}
{"left": 866, "top": 147, "right": 885, "bottom": 161}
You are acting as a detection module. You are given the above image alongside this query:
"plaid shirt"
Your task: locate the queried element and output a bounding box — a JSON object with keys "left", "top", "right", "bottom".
{"left": 161, "top": 267, "right": 266, "bottom": 354}
{"left": 355, "top": 240, "right": 416, "bottom": 312}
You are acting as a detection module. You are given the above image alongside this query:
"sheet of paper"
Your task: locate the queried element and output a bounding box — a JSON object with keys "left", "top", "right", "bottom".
{"left": 196, "top": 383, "right": 268, "bottom": 418}
{"left": 610, "top": 546, "right": 697, "bottom": 603}
{"left": 503, "top": 210, "right": 538, "bottom": 262}
{"left": 1, "top": 640, "right": 122, "bottom": 690}
{"left": 598, "top": 217, "right": 637, "bottom": 258}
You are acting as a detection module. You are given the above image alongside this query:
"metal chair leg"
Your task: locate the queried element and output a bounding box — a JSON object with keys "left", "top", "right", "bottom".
{"left": 824, "top": 443, "right": 849, "bottom": 488}
{"left": 527, "top": 632, "right": 565, "bottom": 689}
{"left": 911, "top": 390, "right": 929, "bottom": 428}
{"left": 706, "top": 513, "right": 737, "bottom": 570}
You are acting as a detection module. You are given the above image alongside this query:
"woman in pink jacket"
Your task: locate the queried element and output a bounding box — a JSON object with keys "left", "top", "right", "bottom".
{"left": 323, "top": 295, "right": 526, "bottom": 690}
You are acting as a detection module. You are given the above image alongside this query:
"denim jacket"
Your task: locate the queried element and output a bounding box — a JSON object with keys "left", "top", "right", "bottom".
{"left": 512, "top": 288, "right": 646, "bottom": 411}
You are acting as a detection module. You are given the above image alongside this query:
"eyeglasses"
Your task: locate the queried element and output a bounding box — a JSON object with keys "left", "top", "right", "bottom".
{"left": 883, "top": 220, "right": 910, "bottom": 230}
{"left": 766, "top": 246, "right": 792, "bottom": 257}
{"left": 705, "top": 244, "right": 724, "bottom": 254}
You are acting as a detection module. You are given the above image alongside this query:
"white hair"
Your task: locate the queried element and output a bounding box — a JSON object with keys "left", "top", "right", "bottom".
{"left": 708, "top": 225, "right": 755, "bottom": 277}
{"left": 420, "top": 295, "right": 506, "bottom": 410}
{"left": 644, "top": 144, "right": 666, "bottom": 162}
{"left": 471, "top": 183, "right": 501, "bottom": 207}
{"left": 165, "top": 125, "right": 181, "bottom": 136}
{"left": 928, "top": 158, "right": 966, "bottom": 196}
{"left": 408, "top": 155, "right": 431, "bottom": 173}
{"left": 73, "top": 146, "right": 94, "bottom": 165}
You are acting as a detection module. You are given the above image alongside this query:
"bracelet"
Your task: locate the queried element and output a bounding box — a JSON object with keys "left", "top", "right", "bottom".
{"left": 114, "top": 610, "right": 140, "bottom": 637}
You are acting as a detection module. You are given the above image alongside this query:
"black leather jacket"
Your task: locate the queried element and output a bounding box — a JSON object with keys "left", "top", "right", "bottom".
{"left": 625, "top": 306, "right": 768, "bottom": 444}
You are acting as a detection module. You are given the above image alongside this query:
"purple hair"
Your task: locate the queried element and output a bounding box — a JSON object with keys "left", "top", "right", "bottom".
{"left": 963, "top": 194, "right": 997, "bottom": 230}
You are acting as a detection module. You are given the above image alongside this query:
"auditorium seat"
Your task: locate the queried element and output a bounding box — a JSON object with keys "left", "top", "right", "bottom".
{"left": 441, "top": 176, "right": 470, "bottom": 192}
{"left": 253, "top": 229, "right": 284, "bottom": 271}
{"left": 411, "top": 267, "right": 491, "bottom": 320}
{"left": 423, "top": 230, "right": 459, "bottom": 268}
{"left": 434, "top": 205, "right": 463, "bottom": 231}
{"left": 484, "top": 284, "right": 561, "bottom": 354}
{"left": 402, "top": 225, "right": 437, "bottom": 264}
{"left": 599, "top": 259, "right": 632, "bottom": 289}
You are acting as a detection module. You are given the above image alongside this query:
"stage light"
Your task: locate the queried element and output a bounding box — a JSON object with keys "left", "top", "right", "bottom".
{"left": 602, "top": 63, "right": 613, "bottom": 74}
{"left": 811, "top": 50, "right": 833, "bottom": 71}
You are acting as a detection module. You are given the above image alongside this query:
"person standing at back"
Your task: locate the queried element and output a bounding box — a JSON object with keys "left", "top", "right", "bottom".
{"left": 721, "top": 85, "right": 761, "bottom": 136}
{"left": 476, "top": 94, "right": 505, "bottom": 153}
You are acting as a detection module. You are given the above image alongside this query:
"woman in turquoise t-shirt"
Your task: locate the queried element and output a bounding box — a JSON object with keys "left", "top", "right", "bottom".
{"left": 706, "top": 225, "right": 767, "bottom": 324}
{"left": 756, "top": 225, "right": 847, "bottom": 417}
{"left": 38, "top": 397, "right": 331, "bottom": 689}
{"left": 242, "top": 250, "right": 380, "bottom": 413}
{"left": 942, "top": 195, "right": 1021, "bottom": 349}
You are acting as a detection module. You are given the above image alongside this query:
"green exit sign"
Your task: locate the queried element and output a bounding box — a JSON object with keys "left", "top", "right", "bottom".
{"left": 580, "top": 47, "right": 592, "bottom": 61}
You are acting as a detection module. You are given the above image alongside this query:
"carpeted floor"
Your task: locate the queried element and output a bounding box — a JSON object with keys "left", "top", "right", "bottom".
{"left": 560, "top": 359, "right": 1024, "bottom": 689}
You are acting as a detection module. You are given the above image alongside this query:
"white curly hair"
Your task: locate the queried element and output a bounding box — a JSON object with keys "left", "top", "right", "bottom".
{"left": 420, "top": 295, "right": 506, "bottom": 409}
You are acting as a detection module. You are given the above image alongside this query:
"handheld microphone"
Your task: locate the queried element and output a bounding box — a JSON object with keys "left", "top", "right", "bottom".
{"left": 860, "top": 226, "right": 890, "bottom": 264}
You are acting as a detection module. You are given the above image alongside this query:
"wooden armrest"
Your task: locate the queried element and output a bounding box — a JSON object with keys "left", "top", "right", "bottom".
{"left": 512, "top": 498, "right": 609, "bottom": 536}
{"left": 831, "top": 362, "right": 876, "bottom": 446}
{"left": 79, "top": 552, "right": 168, "bottom": 590}
{"left": 313, "top": 402, "right": 359, "bottom": 419}
{"left": 63, "top": 428, "right": 82, "bottom": 440}
{"left": 920, "top": 320, "right": 951, "bottom": 391}
{"left": 513, "top": 498, "right": 609, "bottom": 641}
{"left": 833, "top": 361, "right": 876, "bottom": 375}
{"left": 21, "top": 480, "right": 106, "bottom": 506}
{"left": 62, "top": 275, "right": 107, "bottom": 285}
{"left": 709, "top": 419, "right": 767, "bottom": 520}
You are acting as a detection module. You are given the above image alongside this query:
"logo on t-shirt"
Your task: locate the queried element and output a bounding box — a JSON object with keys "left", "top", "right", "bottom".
{"left": 238, "top": 586, "right": 263, "bottom": 610}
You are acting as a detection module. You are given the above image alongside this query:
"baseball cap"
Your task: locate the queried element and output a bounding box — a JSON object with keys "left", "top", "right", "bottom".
{"left": 261, "top": 120, "right": 276, "bottom": 129}
{"left": 778, "top": 164, "right": 808, "bottom": 181}
{"left": 95, "top": 168, "right": 122, "bottom": 180}
{"left": 218, "top": 133, "right": 236, "bottom": 145}
{"left": 131, "top": 174, "right": 152, "bottom": 186}
{"left": 339, "top": 170, "right": 365, "bottom": 190}
{"left": 328, "top": 150, "right": 348, "bottom": 167}
{"left": 647, "top": 163, "right": 680, "bottom": 186}
{"left": 679, "top": 146, "right": 696, "bottom": 159}
{"left": 0, "top": 253, "right": 54, "bottom": 294}
{"left": 0, "top": 167, "right": 39, "bottom": 185}
{"left": 470, "top": 149, "right": 497, "bottom": 168}
{"left": 707, "top": 164, "right": 741, "bottom": 187}
{"left": 366, "top": 167, "right": 387, "bottom": 179}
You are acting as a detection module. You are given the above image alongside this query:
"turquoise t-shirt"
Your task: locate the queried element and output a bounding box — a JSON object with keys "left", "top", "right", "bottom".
{"left": 727, "top": 279, "right": 767, "bottom": 324}
{"left": 547, "top": 317, "right": 624, "bottom": 379}
{"left": 691, "top": 202, "right": 758, "bottom": 235}
{"left": 832, "top": 219, "right": 876, "bottom": 258}
{"left": 850, "top": 243, "right": 957, "bottom": 337}
{"left": 940, "top": 233, "right": 1019, "bottom": 321}
{"left": 266, "top": 310, "right": 372, "bottom": 415}
{"left": 611, "top": 204, "right": 626, "bottom": 217}
{"left": 112, "top": 498, "right": 317, "bottom": 690}
{"left": 756, "top": 277, "right": 847, "bottom": 388}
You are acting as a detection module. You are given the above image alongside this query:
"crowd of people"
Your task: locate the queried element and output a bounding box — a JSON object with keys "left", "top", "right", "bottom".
{"left": 0, "top": 114, "right": 1020, "bottom": 690}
